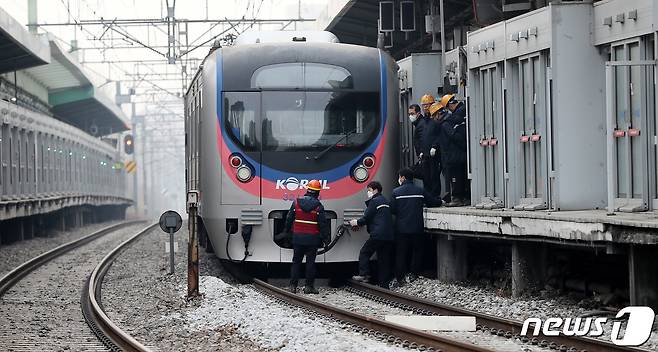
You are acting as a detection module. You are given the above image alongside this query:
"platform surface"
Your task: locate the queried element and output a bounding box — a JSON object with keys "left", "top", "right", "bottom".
{"left": 424, "top": 207, "right": 658, "bottom": 245}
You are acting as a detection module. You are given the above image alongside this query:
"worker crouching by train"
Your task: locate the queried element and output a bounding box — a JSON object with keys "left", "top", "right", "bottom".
{"left": 284, "top": 180, "right": 330, "bottom": 294}
{"left": 349, "top": 181, "right": 394, "bottom": 288}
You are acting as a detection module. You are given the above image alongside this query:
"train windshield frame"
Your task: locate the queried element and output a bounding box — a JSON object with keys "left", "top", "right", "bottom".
{"left": 223, "top": 61, "right": 381, "bottom": 153}
{"left": 224, "top": 91, "right": 380, "bottom": 152}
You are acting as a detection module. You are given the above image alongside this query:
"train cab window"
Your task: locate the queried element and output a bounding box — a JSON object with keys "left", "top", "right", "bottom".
{"left": 251, "top": 63, "right": 353, "bottom": 89}
{"left": 224, "top": 92, "right": 259, "bottom": 151}
{"left": 262, "top": 91, "right": 378, "bottom": 152}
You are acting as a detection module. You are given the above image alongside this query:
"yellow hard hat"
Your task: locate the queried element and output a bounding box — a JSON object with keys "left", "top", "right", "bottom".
{"left": 429, "top": 102, "right": 444, "bottom": 116}
{"left": 440, "top": 94, "right": 456, "bottom": 107}
{"left": 420, "top": 94, "right": 436, "bottom": 105}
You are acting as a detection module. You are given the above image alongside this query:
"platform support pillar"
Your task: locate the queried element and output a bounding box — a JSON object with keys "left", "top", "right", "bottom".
{"left": 629, "top": 245, "right": 658, "bottom": 310}
{"left": 23, "top": 218, "right": 34, "bottom": 240}
{"left": 437, "top": 235, "right": 468, "bottom": 282}
{"left": 60, "top": 209, "right": 67, "bottom": 232}
{"left": 512, "top": 242, "right": 547, "bottom": 297}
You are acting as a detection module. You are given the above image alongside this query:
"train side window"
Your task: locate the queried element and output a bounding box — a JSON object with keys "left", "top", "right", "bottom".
{"left": 224, "top": 92, "right": 259, "bottom": 151}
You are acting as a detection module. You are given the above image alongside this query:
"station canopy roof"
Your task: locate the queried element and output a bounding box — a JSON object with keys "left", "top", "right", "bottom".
{"left": 325, "top": 0, "right": 477, "bottom": 59}
{"left": 0, "top": 6, "right": 50, "bottom": 73}
{"left": 26, "top": 37, "right": 129, "bottom": 135}
{"left": 325, "top": 0, "right": 380, "bottom": 47}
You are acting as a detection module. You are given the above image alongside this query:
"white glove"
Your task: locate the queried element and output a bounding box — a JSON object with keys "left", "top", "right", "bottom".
{"left": 419, "top": 152, "right": 423, "bottom": 159}
{"left": 430, "top": 148, "right": 436, "bottom": 157}
{"left": 349, "top": 219, "right": 358, "bottom": 227}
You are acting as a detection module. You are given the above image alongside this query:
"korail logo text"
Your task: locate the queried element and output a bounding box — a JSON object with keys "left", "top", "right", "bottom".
{"left": 275, "top": 177, "right": 330, "bottom": 191}
{"left": 521, "top": 306, "right": 655, "bottom": 346}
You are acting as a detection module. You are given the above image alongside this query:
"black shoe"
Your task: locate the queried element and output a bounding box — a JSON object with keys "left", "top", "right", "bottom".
{"left": 405, "top": 274, "right": 418, "bottom": 283}
{"left": 303, "top": 286, "right": 319, "bottom": 294}
{"left": 289, "top": 285, "right": 298, "bottom": 294}
{"left": 389, "top": 279, "right": 404, "bottom": 289}
{"left": 445, "top": 198, "right": 464, "bottom": 207}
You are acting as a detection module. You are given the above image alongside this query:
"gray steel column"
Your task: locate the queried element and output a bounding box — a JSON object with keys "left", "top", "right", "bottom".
{"left": 28, "top": 0, "right": 37, "bottom": 34}
{"left": 439, "top": 0, "right": 446, "bottom": 88}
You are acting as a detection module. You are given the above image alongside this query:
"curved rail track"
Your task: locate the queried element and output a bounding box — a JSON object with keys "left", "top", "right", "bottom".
{"left": 0, "top": 221, "right": 142, "bottom": 296}
{"left": 346, "top": 280, "right": 646, "bottom": 352}
{"left": 0, "top": 220, "right": 154, "bottom": 352}
{"left": 81, "top": 222, "right": 158, "bottom": 352}
{"left": 252, "top": 278, "right": 497, "bottom": 352}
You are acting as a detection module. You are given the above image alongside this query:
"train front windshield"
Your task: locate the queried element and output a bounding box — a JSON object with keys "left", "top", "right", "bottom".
{"left": 225, "top": 91, "right": 380, "bottom": 152}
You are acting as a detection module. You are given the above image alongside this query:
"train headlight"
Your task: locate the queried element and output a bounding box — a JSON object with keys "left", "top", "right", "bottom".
{"left": 236, "top": 166, "right": 253, "bottom": 182}
{"left": 352, "top": 166, "right": 369, "bottom": 183}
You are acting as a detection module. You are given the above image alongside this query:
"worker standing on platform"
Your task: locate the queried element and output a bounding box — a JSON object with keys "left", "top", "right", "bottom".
{"left": 390, "top": 168, "right": 441, "bottom": 288}
{"left": 420, "top": 94, "right": 435, "bottom": 117}
{"left": 350, "top": 181, "right": 394, "bottom": 288}
{"left": 284, "top": 180, "right": 330, "bottom": 294}
{"left": 409, "top": 104, "right": 428, "bottom": 159}
{"left": 421, "top": 101, "right": 443, "bottom": 198}
{"left": 439, "top": 95, "right": 469, "bottom": 206}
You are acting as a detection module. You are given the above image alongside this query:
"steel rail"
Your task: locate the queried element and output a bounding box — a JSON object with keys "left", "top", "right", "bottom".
{"left": 0, "top": 220, "right": 144, "bottom": 296}
{"left": 252, "top": 278, "right": 496, "bottom": 352}
{"left": 82, "top": 222, "right": 159, "bottom": 352}
{"left": 347, "top": 280, "right": 646, "bottom": 352}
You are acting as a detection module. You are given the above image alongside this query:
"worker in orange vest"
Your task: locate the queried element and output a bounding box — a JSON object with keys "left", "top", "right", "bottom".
{"left": 284, "top": 180, "right": 329, "bottom": 294}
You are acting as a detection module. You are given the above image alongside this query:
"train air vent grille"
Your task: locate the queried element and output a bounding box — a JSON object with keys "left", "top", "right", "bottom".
{"left": 241, "top": 209, "right": 263, "bottom": 225}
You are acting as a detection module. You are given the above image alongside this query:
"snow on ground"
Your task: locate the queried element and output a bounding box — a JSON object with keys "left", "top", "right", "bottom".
{"left": 182, "top": 276, "right": 407, "bottom": 352}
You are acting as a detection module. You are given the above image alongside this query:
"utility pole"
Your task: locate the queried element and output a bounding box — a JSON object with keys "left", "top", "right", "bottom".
{"left": 439, "top": 0, "right": 446, "bottom": 92}
{"left": 131, "top": 104, "right": 138, "bottom": 213}
{"left": 141, "top": 118, "right": 147, "bottom": 216}
{"left": 27, "top": 0, "right": 37, "bottom": 34}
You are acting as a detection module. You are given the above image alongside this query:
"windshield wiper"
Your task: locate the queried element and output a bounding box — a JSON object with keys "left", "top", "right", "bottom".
{"left": 310, "top": 130, "right": 357, "bottom": 161}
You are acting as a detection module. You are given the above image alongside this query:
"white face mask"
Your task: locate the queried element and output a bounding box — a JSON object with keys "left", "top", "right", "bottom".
{"left": 367, "top": 190, "right": 374, "bottom": 199}
{"left": 408, "top": 114, "right": 417, "bottom": 123}
{"left": 398, "top": 178, "right": 404, "bottom": 186}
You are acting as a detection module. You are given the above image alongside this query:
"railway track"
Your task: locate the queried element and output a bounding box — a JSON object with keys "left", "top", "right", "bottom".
{"left": 346, "top": 280, "right": 645, "bottom": 352}
{"left": 81, "top": 222, "right": 158, "bottom": 352}
{"left": 0, "top": 220, "right": 153, "bottom": 352}
{"left": 252, "top": 278, "right": 498, "bottom": 352}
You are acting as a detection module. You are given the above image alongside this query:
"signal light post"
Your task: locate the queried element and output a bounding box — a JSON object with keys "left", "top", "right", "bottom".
{"left": 124, "top": 134, "right": 134, "bottom": 155}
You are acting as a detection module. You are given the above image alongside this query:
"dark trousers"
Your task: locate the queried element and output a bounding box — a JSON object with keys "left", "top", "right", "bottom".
{"left": 290, "top": 245, "right": 318, "bottom": 287}
{"left": 394, "top": 233, "right": 425, "bottom": 281}
{"left": 358, "top": 238, "right": 392, "bottom": 286}
{"left": 422, "top": 156, "right": 442, "bottom": 198}
{"left": 444, "top": 162, "right": 467, "bottom": 199}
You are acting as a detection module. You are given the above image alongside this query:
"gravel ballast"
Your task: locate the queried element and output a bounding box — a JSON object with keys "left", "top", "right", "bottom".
{"left": 0, "top": 220, "right": 121, "bottom": 278}
{"left": 103, "top": 226, "right": 407, "bottom": 351}
{"left": 101, "top": 224, "right": 264, "bottom": 351}
{"left": 308, "top": 287, "right": 552, "bottom": 352}
{"left": 396, "top": 277, "right": 658, "bottom": 351}
{"left": 0, "top": 222, "right": 147, "bottom": 352}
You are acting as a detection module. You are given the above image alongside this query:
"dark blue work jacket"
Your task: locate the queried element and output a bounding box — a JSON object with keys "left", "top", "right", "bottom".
{"left": 437, "top": 110, "right": 467, "bottom": 165}
{"left": 390, "top": 180, "right": 441, "bottom": 235}
{"left": 356, "top": 193, "right": 393, "bottom": 241}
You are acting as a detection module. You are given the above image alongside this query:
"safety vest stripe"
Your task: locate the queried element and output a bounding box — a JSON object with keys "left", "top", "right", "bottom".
{"left": 395, "top": 195, "right": 424, "bottom": 199}
{"left": 376, "top": 204, "right": 390, "bottom": 209}
{"left": 294, "top": 219, "right": 318, "bottom": 225}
